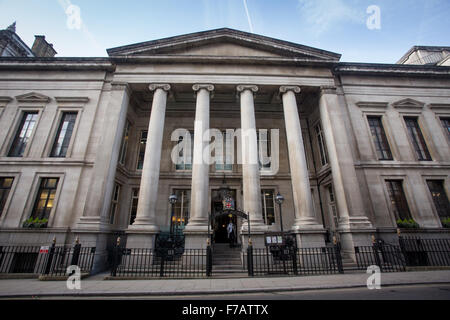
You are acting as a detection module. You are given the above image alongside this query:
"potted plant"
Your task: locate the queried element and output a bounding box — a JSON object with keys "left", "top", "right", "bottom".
{"left": 22, "top": 217, "right": 48, "bottom": 228}
{"left": 396, "top": 218, "right": 420, "bottom": 229}
{"left": 441, "top": 217, "right": 450, "bottom": 228}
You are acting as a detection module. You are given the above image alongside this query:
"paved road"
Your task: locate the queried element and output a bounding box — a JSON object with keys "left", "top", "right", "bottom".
{"left": 14, "top": 284, "right": 450, "bottom": 300}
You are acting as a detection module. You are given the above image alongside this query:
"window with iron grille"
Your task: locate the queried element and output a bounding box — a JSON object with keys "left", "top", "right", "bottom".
{"left": 173, "top": 189, "right": 190, "bottom": 228}
{"left": 261, "top": 189, "right": 275, "bottom": 225}
{"left": 8, "top": 112, "right": 38, "bottom": 157}
{"left": 129, "top": 187, "right": 139, "bottom": 225}
{"left": 50, "top": 112, "right": 77, "bottom": 158}
{"left": 385, "top": 180, "right": 412, "bottom": 220}
{"left": 404, "top": 117, "right": 432, "bottom": 161}
{"left": 109, "top": 183, "right": 120, "bottom": 224}
{"left": 136, "top": 130, "right": 147, "bottom": 170}
{"left": 367, "top": 116, "right": 393, "bottom": 160}
{"left": 30, "top": 178, "right": 59, "bottom": 220}
{"left": 441, "top": 118, "right": 450, "bottom": 141}
{"left": 0, "top": 177, "right": 14, "bottom": 217}
{"left": 315, "top": 123, "right": 328, "bottom": 166}
{"left": 426, "top": 180, "right": 450, "bottom": 218}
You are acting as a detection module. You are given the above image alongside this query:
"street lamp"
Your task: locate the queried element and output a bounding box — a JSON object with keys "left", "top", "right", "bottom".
{"left": 169, "top": 194, "right": 178, "bottom": 237}
{"left": 275, "top": 192, "right": 285, "bottom": 233}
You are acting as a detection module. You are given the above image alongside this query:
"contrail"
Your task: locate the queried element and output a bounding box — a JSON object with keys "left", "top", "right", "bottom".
{"left": 243, "top": 0, "right": 254, "bottom": 33}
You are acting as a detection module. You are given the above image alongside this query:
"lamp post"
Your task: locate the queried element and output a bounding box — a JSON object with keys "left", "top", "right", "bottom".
{"left": 275, "top": 192, "right": 285, "bottom": 233}
{"left": 169, "top": 194, "right": 178, "bottom": 238}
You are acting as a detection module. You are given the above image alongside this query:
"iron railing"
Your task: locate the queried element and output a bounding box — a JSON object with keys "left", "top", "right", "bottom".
{"left": 43, "top": 244, "right": 96, "bottom": 276}
{"left": 244, "top": 246, "right": 343, "bottom": 276}
{"left": 355, "top": 243, "right": 406, "bottom": 272}
{"left": 110, "top": 247, "right": 208, "bottom": 278}
{"left": 0, "top": 246, "right": 47, "bottom": 274}
{"left": 399, "top": 237, "right": 450, "bottom": 267}
{"left": 0, "top": 242, "right": 96, "bottom": 276}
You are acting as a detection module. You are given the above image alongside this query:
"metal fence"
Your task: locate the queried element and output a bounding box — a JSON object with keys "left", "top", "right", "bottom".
{"left": 355, "top": 244, "right": 406, "bottom": 272}
{"left": 110, "top": 247, "right": 208, "bottom": 278}
{"left": 0, "top": 242, "right": 96, "bottom": 276}
{"left": 355, "top": 237, "right": 450, "bottom": 272}
{"left": 42, "top": 244, "right": 96, "bottom": 276}
{"left": 0, "top": 246, "right": 47, "bottom": 274}
{"left": 244, "top": 246, "right": 343, "bottom": 276}
{"left": 399, "top": 237, "right": 450, "bottom": 267}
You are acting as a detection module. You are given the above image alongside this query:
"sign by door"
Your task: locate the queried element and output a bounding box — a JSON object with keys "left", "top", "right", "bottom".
{"left": 39, "top": 246, "right": 49, "bottom": 254}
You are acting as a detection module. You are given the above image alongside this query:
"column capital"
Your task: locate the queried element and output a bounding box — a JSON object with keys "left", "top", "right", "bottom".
{"left": 192, "top": 84, "right": 215, "bottom": 92}
{"left": 149, "top": 83, "right": 171, "bottom": 92}
{"left": 280, "top": 86, "right": 301, "bottom": 94}
{"left": 236, "top": 84, "right": 258, "bottom": 93}
{"left": 319, "top": 86, "right": 337, "bottom": 95}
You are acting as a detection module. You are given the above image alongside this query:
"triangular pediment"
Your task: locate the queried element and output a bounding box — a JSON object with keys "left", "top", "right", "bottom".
{"left": 107, "top": 28, "right": 341, "bottom": 61}
{"left": 15, "top": 92, "right": 51, "bottom": 103}
{"left": 392, "top": 98, "right": 424, "bottom": 110}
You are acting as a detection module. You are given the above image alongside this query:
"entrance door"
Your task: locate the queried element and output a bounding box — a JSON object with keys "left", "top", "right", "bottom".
{"left": 211, "top": 189, "right": 237, "bottom": 244}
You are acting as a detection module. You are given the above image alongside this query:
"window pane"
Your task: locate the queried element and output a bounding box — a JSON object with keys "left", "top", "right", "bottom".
{"left": 0, "top": 177, "right": 14, "bottom": 216}
{"left": 137, "top": 131, "right": 147, "bottom": 170}
{"left": 441, "top": 118, "right": 450, "bottom": 140}
{"left": 405, "top": 117, "right": 432, "bottom": 161}
{"left": 51, "top": 112, "right": 77, "bottom": 157}
{"left": 427, "top": 180, "right": 450, "bottom": 218}
{"left": 261, "top": 189, "right": 275, "bottom": 225}
{"left": 119, "top": 121, "right": 130, "bottom": 165}
{"left": 173, "top": 189, "right": 191, "bottom": 227}
{"left": 129, "top": 188, "right": 139, "bottom": 225}
{"left": 9, "top": 112, "right": 38, "bottom": 157}
{"left": 386, "top": 180, "right": 412, "bottom": 220}
{"left": 368, "top": 116, "right": 393, "bottom": 160}
{"left": 315, "top": 123, "right": 328, "bottom": 166}
{"left": 30, "top": 178, "right": 59, "bottom": 221}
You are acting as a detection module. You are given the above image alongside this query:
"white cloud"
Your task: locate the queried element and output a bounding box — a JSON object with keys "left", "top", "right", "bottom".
{"left": 297, "top": 0, "right": 365, "bottom": 36}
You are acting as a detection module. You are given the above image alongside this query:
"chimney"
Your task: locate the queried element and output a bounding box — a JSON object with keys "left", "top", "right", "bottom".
{"left": 31, "top": 35, "right": 57, "bottom": 57}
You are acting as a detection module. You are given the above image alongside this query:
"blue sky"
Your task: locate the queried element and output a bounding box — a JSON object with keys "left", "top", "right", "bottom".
{"left": 1, "top": 0, "right": 449, "bottom": 63}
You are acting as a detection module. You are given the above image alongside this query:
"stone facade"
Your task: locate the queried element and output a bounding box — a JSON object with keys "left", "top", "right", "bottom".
{"left": 0, "top": 28, "right": 449, "bottom": 271}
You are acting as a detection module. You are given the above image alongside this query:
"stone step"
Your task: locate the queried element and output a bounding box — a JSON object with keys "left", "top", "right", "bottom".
{"left": 213, "top": 259, "right": 242, "bottom": 266}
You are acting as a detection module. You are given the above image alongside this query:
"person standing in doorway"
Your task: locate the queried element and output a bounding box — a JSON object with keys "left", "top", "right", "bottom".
{"left": 227, "top": 221, "right": 235, "bottom": 248}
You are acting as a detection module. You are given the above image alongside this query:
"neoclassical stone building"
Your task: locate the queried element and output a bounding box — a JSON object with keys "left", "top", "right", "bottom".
{"left": 0, "top": 27, "right": 449, "bottom": 269}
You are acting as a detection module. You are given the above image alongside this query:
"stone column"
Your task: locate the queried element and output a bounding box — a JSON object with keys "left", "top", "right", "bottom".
{"left": 77, "top": 82, "right": 131, "bottom": 229}
{"left": 319, "top": 86, "right": 374, "bottom": 254}
{"left": 280, "top": 86, "right": 324, "bottom": 246}
{"left": 237, "top": 85, "right": 265, "bottom": 238}
{"left": 75, "top": 82, "right": 130, "bottom": 272}
{"left": 184, "top": 84, "right": 214, "bottom": 248}
{"left": 127, "top": 84, "right": 170, "bottom": 247}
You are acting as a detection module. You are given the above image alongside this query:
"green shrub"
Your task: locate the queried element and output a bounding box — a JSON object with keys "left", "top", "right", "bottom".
{"left": 396, "top": 218, "right": 420, "bottom": 229}
{"left": 22, "top": 217, "right": 48, "bottom": 228}
{"left": 441, "top": 217, "right": 450, "bottom": 228}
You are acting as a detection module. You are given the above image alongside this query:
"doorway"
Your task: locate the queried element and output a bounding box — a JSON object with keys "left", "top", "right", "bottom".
{"left": 211, "top": 189, "right": 238, "bottom": 244}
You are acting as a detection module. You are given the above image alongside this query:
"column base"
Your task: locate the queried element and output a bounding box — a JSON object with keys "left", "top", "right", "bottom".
{"left": 125, "top": 230, "right": 158, "bottom": 249}
{"left": 293, "top": 229, "right": 327, "bottom": 248}
{"left": 240, "top": 231, "right": 266, "bottom": 250}
{"left": 127, "top": 223, "right": 159, "bottom": 233}
{"left": 76, "top": 216, "right": 112, "bottom": 231}
{"left": 337, "top": 216, "right": 374, "bottom": 231}
{"left": 184, "top": 232, "right": 211, "bottom": 249}
{"left": 338, "top": 229, "right": 376, "bottom": 262}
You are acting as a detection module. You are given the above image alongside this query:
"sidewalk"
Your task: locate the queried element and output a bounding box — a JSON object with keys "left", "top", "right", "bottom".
{"left": 0, "top": 270, "right": 449, "bottom": 298}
